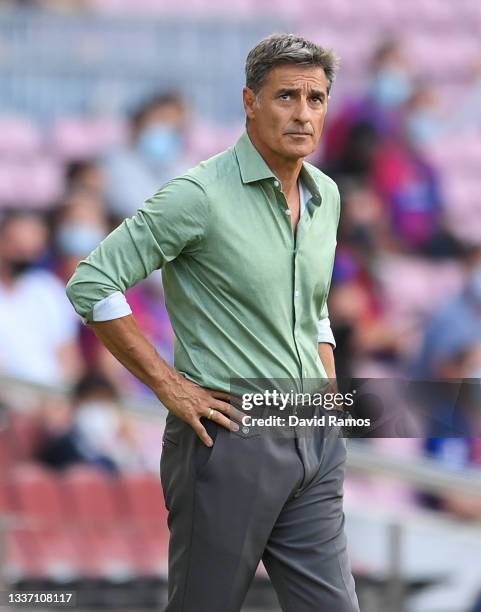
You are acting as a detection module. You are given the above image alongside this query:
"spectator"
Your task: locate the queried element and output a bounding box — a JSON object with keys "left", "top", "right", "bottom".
{"left": 52, "top": 189, "right": 110, "bottom": 284}
{"left": 65, "top": 160, "right": 105, "bottom": 198}
{"left": 370, "top": 110, "right": 443, "bottom": 251}
{"left": 37, "top": 372, "right": 145, "bottom": 473}
{"left": 414, "top": 245, "right": 481, "bottom": 379}
{"left": 103, "top": 92, "right": 196, "bottom": 218}
{"left": 0, "top": 210, "right": 82, "bottom": 385}
{"left": 320, "top": 39, "right": 413, "bottom": 183}
{"left": 421, "top": 343, "right": 481, "bottom": 521}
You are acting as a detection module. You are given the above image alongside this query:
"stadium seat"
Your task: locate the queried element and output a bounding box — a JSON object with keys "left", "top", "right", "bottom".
{"left": 2, "top": 528, "right": 40, "bottom": 582}
{"left": 58, "top": 466, "right": 141, "bottom": 579}
{"left": 9, "top": 463, "right": 64, "bottom": 524}
{"left": 126, "top": 522, "right": 169, "bottom": 578}
{"left": 50, "top": 117, "right": 127, "bottom": 160}
{"left": 0, "top": 117, "right": 42, "bottom": 157}
{"left": 0, "top": 430, "right": 13, "bottom": 479}
{"left": 0, "top": 158, "right": 63, "bottom": 208}
{"left": 70, "top": 523, "right": 138, "bottom": 581}
{"left": 117, "top": 472, "right": 169, "bottom": 577}
{"left": 8, "top": 412, "right": 44, "bottom": 463}
{"left": 21, "top": 525, "right": 83, "bottom": 581}
{"left": 61, "top": 464, "right": 122, "bottom": 524}
{"left": 117, "top": 471, "right": 166, "bottom": 523}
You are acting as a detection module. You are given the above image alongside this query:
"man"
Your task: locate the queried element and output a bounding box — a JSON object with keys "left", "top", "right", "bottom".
{"left": 66, "top": 33, "right": 360, "bottom": 612}
{"left": 104, "top": 92, "right": 195, "bottom": 219}
{"left": 0, "top": 210, "right": 81, "bottom": 385}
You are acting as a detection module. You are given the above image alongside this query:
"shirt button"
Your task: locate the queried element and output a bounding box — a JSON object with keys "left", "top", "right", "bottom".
{"left": 273, "top": 180, "right": 280, "bottom": 188}
{"left": 294, "top": 290, "right": 300, "bottom": 297}
{"left": 285, "top": 209, "right": 291, "bottom": 215}
{"left": 242, "top": 426, "right": 250, "bottom": 434}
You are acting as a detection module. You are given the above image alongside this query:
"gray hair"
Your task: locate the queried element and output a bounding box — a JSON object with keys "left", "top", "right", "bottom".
{"left": 245, "top": 33, "right": 340, "bottom": 96}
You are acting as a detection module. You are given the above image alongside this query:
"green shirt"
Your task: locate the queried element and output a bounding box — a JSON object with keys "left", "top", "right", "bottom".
{"left": 66, "top": 130, "right": 340, "bottom": 393}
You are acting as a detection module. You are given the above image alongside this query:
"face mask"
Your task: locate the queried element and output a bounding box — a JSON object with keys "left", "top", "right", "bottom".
{"left": 9, "top": 259, "right": 36, "bottom": 278}
{"left": 137, "top": 124, "right": 183, "bottom": 164}
{"left": 57, "top": 223, "right": 106, "bottom": 256}
{"left": 370, "top": 69, "right": 412, "bottom": 108}
{"left": 75, "top": 401, "right": 119, "bottom": 449}
{"left": 406, "top": 111, "right": 441, "bottom": 145}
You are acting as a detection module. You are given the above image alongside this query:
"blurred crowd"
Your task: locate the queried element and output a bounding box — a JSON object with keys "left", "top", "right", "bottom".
{"left": 1, "top": 35, "right": 481, "bottom": 521}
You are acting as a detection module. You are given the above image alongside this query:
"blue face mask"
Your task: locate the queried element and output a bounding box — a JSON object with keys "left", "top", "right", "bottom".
{"left": 137, "top": 124, "right": 183, "bottom": 164}
{"left": 406, "top": 111, "right": 441, "bottom": 145}
{"left": 370, "top": 69, "right": 413, "bottom": 108}
{"left": 58, "top": 223, "right": 106, "bottom": 256}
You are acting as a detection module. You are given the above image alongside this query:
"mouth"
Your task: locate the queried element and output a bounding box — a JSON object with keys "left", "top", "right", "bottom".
{"left": 285, "top": 133, "right": 312, "bottom": 137}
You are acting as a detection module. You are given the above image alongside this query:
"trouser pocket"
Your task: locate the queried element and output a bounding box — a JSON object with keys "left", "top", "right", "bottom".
{"left": 194, "top": 417, "right": 223, "bottom": 477}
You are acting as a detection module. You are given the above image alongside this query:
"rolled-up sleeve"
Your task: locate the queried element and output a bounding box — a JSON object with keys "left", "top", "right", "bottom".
{"left": 317, "top": 186, "right": 340, "bottom": 349}
{"left": 65, "top": 176, "right": 209, "bottom": 323}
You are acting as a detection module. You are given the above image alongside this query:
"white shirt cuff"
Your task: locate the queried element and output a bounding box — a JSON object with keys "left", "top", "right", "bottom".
{"left": 318, "top": 317, "right": 336, "bottom": 348}
{"left": 91, "top": 291, "right": 132, "bottom": 322}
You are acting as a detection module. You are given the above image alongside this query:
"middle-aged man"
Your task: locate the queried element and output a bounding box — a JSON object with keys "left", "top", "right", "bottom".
{"left": 66, "top": 33, "right": 360, "bottom": 612}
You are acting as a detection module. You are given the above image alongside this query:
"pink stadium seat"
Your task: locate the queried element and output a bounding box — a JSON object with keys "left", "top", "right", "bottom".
{"left": 9, "top": 412, "right": 44, "bottom": 463}
{"left": 9, "top": 463, "right": 64, "bottom": 523}
{"left": 0, "top": 478, "right": 45, "bottom": 580}
{"left": 51, "top": 117, "right": 127, "bottom": 160}
{"left": 70, "top": 523, "right": 137, "bottom": 580}
{"left": 22, "top": 525, "right": 82, "bottom": 581}
{"left": 61, "top": 465, "right": 122, "bottom": 524}
{"left": 7, "top": 465, "right": 85, "bottom": 579}
{"left": 377, "top": 256, "right": 464, "bottom": 320}
{"left": 0, "top": 429, "right": 13, "bottom": 479}
{"left": 62, "top": 466, "right": 142, "bottom": 578}
{"left": 0, "top": 117, "right": 42, "bottom": 157}
{"left": 127, "top": 522, "right": 168, "bottom": 578}
{"left": 118, "top": 472, "right": 166, "bottom": 523}
{"left": 0, "top": 158, "right": 63, "bottom": 208}
{"left": 0, "top": 479, "right": 13, "bottom": 512}
{"left": 117, "top": 472, "right": 169, "bottom": 577}
{"left": 3, "top": 528, "right": 40, "bottom": 581}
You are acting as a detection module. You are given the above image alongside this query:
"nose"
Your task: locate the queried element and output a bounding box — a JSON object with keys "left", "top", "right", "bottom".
{"left": 293, "top": 97, "right": 311, "bottom": 124}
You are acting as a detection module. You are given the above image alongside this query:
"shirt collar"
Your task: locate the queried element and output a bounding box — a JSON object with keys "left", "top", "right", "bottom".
{"left": 234, "top": 130, "right": 277, "bottom": 184}
{"left": 234, "top": 130, "right": 322, "bottom": 205}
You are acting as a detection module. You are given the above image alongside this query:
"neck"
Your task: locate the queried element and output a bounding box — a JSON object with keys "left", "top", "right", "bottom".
{"left": 247, "top": 127, "right": 304, "bottom": 195}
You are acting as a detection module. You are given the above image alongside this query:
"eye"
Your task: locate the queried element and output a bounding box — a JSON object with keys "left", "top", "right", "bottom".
{"left": 311, "top": 96, "right": 324, "bottom": 104}
{"left": 279, "top": 93, "right": 291, "bottom": 100}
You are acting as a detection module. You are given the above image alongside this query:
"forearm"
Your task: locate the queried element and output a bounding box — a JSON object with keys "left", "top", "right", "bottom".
{"left": 89, "top": 313, "right": 239, "bottom": 445}
{"left": 89, "top": 314, "right": 179, "bottom": 400}
{"left": 318, "top": 342, "right": 336, "bottom": 380}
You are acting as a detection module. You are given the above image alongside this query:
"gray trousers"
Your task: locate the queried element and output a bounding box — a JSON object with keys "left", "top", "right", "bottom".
{"left": 160, "top": 413, "right": 360, "bottom": 612}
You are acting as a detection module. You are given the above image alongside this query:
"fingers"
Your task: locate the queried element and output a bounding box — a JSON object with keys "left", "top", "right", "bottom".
{"left": 190, "top": 419, "right": 213, "bottom": 447}
{"left": 211, "top": 398, "right": 245, "bottom": 422}
{"left": 206, "top": 407, "right": 239, "bottom": 432}
{"left": 205, "top": 389, "right": 244, "bottom": 410}
{"left": 183, "top": 387, "right": 247, "bottom": 445}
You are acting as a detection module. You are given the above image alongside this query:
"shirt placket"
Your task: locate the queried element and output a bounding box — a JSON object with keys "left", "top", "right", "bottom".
{"left": 271, "top": 178, "right": 313, "bottom": 396}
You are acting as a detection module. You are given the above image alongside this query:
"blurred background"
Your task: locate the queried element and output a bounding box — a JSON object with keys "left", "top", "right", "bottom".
{"left": 0, "top": 0, "right": 481, "bottom": 610}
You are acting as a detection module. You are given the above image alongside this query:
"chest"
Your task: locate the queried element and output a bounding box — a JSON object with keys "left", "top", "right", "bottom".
{"left": 201, "top": 184, "right": 337, "bottom": 301}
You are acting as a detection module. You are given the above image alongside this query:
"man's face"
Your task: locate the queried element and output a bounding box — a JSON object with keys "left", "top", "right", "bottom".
{"left": 0, "top": 216, "right": 47, "bottom": 265}
{"left": 244, "top": 64, "right": 329, "bottom": 161}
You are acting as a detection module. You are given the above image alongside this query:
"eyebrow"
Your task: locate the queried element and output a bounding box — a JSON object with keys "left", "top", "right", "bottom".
{"left": 276, "top": 87, "right": 327, "bottom": 100}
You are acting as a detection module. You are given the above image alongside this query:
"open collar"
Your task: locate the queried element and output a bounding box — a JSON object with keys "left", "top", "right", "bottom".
{"left": 234, "top": 130, "right": 322, "bottom": 206}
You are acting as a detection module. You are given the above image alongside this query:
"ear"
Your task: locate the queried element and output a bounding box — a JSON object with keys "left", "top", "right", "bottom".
{"left": 243, "top": 86, "right": 258, "bottom": 121}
